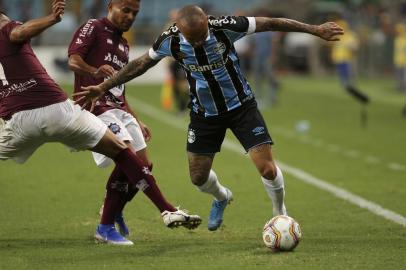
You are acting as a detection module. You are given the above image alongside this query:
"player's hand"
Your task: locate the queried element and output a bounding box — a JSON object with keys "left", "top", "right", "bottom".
{"left": 316, "top": 22, "right": 344, "bottom": 41}
{"left": 51, "top": 0, "right": 66, "bottom": 23}
{"left": 72, "top": 84, "right": 105, "bottom": 112}
{"left": 93, "top": 65, "right": 116, "bottom": 79}
{"left": 139, "top": 121, "right": 152, "bottom": 142}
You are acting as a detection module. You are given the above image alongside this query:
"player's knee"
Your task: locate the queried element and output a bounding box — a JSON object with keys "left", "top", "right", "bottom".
{"left": 190, "top": 170, "right": 209, "bottom": 186}
{"left": 110, "top": 142, "right": 127, "bottom": 157}
{"left": 259, "top": 163, "right": 277, "bottom": 180}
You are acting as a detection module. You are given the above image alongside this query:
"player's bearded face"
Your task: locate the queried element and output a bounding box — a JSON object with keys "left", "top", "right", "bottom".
{"left": 110, "top": 0, "right": 139, "bottom": 32}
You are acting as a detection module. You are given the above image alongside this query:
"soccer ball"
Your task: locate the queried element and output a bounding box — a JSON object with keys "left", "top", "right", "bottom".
{"left": 262, "top": 215, "right": 302, "bottom": 251}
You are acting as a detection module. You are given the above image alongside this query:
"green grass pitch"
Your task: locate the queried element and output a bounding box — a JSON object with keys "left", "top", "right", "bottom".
{"left": 0, "top": 75, "right": 405, "bottom": 270}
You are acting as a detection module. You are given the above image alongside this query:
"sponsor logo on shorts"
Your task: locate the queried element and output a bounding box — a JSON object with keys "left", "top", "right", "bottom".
{"left": 108, "top": 123, "right": 121, "bottom": 134}
{"left": 188, "top": 129, "right": 196, "bottom": 143}
{"left": 142, "top": 166, "right": 152, "bottom": 175}
{"left": 252, "top": 126, "right": 265, "bottom": 136}
{"left": 135, "top": 179, "right": 149, "bottom": 191}
{"left": 110, "top": 181, "right": 128, "bottom": 192}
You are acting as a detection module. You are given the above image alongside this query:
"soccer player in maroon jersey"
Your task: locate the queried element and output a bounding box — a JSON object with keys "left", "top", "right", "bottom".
{"left": 68, "top": 0, "right": 151, "bottom": 243}
{"left": 0, "top": 0, "right": 201, "bottom": 246}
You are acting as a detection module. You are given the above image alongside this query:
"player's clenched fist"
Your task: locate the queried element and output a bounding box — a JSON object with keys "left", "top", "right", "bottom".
{"left": 316, "top": 22, "right": 344, "bottom": 41}
{"left": 51, "top": 0, "right": 66, "bottom": 22}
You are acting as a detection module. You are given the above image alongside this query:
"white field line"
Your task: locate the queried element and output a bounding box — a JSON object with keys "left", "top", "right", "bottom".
{"left": 128, "top": 97, "right": 406, "bottom": 228}
{"left": 272, "top": 127, "right": 405, "bottom": 172}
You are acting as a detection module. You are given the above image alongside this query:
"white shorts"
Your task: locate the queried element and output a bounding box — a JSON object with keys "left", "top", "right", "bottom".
{"left": 92, "top": 109, "right": 146, "bottom": 168}
{"left": 0, "top": 99, "right": 107, "bottom": 164}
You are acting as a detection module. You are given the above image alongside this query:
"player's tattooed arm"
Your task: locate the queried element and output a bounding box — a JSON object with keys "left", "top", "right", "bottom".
{"left": 255, "top": 17, "right": 344, "bottom": 41}
{"left": 99, "top": 52, "right": 160, "bottom": 92}
{"left": 74, "top": 52, "right": 160, "bottom": 112}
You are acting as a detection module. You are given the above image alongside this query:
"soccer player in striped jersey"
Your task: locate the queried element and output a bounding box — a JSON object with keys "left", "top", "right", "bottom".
{"left": 75, "top": 5, "right": 344, "bottom": 231}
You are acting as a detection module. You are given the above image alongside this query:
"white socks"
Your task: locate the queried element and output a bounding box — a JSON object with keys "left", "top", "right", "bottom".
{"left": 197, "top": 170, "right": 228, "bottom": 201}
{"left": 261, "top": 165, "right": 287, "bottom": 216}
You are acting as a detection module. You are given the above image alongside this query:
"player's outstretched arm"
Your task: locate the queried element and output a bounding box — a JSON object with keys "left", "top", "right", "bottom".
{"left": 99, "top": 52, "right": 160, "bottom": 91}
{"left": 10, "top": 0, "right": 65, "bottom": 43}
{"left": 73, "top": 52, "right": 160, "bottom": 112}
{"left": 255, "top": 17, "right": 344, "bottom": 41}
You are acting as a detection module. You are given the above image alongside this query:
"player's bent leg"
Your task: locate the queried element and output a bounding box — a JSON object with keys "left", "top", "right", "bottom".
{"left": 91, "top": 128, "right": 127, "bottom": 158}
{"left": 248, "top": 143, "right": 287, "bottom": 216}
{"left": 249, "top": 143, "right": 277, "bottom": 179}
{"left": 113, "top": 147, "right": 150, "bottom": 235}
{"left": 99, "top": 162, "right": 131, "bottom": 237}
{"left": 188, "top": 152, "right": 232, "bottom": 231}
{"left": 188, "top": 152, "right": 215, "bottom": 186}
{"left": 94, "top": 131, "right": 202, "bottom": 230}
{"left": 95, "top": 112, "right": 147, "bottom": 236}
{"left": 111, "top": 143, "right": 140, "bottom": 237}
{"left": 135, "top": 147, "right": 151, "bottom": 167}
{"left": 111, "top": 145, "right": 153, "bottom": 236}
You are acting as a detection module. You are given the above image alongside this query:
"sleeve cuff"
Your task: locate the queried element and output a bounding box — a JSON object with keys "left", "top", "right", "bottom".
{"left": 148, "top": 48, "right": 162, "bottom": 60}
{"left": 247, "top": 17, "right": 256, "bottom": 34}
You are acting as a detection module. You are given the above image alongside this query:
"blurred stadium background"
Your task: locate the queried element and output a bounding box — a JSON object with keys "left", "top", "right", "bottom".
{"left": 1, "top": 1, "right": 405, "bottom": 270}
{"left": 1, "top": 0, "right": 406, "bottom": 85}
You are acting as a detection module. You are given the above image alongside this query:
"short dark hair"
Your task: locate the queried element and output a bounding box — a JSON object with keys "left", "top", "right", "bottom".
{"left": 110, "top": 0, "right": 140, "bottom": 4}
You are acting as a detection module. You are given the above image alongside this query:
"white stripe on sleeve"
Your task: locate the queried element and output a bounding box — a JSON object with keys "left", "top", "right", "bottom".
{"left": 247, "top": 17, "right": 256, "bottom": 34}
{"left": 148, "top": 48, "right": 162, "bottom": 60}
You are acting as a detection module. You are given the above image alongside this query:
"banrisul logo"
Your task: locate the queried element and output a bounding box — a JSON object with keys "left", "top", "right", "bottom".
{"left": 252, "top": 126, "right": 265, "bottom": 136}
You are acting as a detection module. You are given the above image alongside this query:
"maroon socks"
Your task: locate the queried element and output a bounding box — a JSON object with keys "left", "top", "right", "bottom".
{"left": 113, "top": 148, "right": 176, "bottom": 213}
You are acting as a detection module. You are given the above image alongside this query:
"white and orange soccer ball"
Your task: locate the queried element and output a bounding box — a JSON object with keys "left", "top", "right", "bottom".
{"left": 262, "top": 215, "right": 302, "bottom": 251}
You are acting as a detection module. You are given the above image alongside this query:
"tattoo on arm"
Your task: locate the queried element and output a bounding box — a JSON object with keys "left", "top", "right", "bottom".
{"left": 101, "top": 52, "right": 159, "bottom": 91}
{"left": 255, "top": 17, "right": 318, "bottom": 36}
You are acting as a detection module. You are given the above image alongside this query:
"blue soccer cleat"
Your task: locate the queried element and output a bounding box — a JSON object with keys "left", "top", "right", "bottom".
{"left": 115, "top": 212, "right": 130, "bottom": 237}
{"left": 208, "top": 188, "right": 233, "bottom": 231}
{"left": 94, "top": 224, "right": 133, "bottom": 246}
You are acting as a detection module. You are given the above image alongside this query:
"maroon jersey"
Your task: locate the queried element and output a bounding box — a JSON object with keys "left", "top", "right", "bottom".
{"left": 0, "top": 21, "right": 67, "bottom": 120}
{"left": 68, "top": 18, "right": 130, "bottom": 116}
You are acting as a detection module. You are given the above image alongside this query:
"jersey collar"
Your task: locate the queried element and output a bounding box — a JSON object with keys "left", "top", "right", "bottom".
{"left": 180, "top": 29, "right": 211, "bottom": 45}
{"left": 101, "top": 17, "right": 123, "bottom": 35}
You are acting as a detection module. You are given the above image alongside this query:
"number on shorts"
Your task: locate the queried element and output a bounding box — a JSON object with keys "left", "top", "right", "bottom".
{"left": 0, "top": 62, "right": 9, "bottom": 86}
